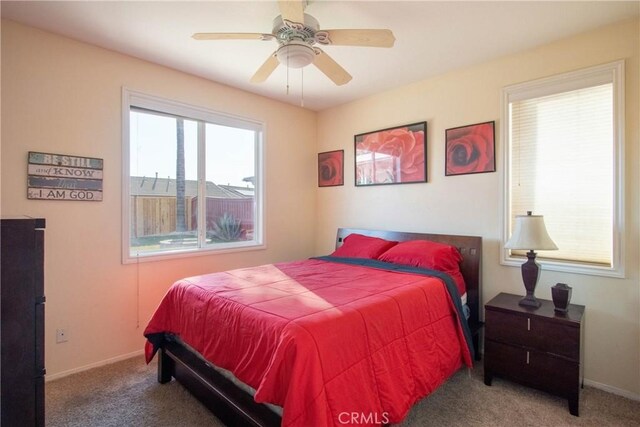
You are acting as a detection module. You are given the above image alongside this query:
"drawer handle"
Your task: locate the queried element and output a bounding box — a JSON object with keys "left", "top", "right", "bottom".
{"left": 527, "top": 318, "right": 530, "bottom": 331}
{"left": 526, "top": 351, "right": 530, "bottom": 365}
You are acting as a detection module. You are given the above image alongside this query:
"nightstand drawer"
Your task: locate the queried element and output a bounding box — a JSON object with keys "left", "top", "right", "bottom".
{"left": 485, "top": 309, "right": 580, "bottom": 360}
{"left": 485, "top": 340, "right": 579, "bottom": 396}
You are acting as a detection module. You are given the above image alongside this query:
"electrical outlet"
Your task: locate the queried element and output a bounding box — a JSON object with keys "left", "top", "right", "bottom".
{"left": 56, "top": 328, "right": 68, "bottom": 343}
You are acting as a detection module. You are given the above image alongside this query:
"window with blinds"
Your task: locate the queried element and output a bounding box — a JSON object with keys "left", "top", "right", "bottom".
{"left": 502, "top": 61, "right": 625, "bottom": 276}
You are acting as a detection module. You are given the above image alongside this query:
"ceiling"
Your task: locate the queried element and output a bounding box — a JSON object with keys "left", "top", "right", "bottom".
{"left": 2, "top": 1, "right": 638, "bottom": 111}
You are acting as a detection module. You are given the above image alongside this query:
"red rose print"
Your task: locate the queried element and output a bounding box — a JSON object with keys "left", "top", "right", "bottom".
{"left": 318, "top": 150, "right": 344, "bottom": 186}
{"left": 356, "top": 126, "right": 425, "bottom": 184}
{"left": 446, "top": 122, "right": 495, "bottom": 175}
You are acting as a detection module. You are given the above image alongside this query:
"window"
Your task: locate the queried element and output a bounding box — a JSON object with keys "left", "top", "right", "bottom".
{"left": 501, "top": 61, "right": 624, "bottom": 277}
{"left": 122, "top": 89, "right": 264, "bottom": 262}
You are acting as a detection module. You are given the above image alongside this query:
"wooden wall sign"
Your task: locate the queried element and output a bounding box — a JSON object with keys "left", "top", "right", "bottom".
{"left": 27, "top": 152, "right": 103, "bottom": 201}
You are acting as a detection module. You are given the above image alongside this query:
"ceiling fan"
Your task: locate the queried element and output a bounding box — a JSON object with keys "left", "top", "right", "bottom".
{"left": 192, "top": 0, "right": 395, "bottom": 86}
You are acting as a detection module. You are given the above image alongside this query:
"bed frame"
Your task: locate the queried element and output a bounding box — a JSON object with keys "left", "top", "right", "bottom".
{"left": 156, "top": 228, "right": 483, "bottom": 427}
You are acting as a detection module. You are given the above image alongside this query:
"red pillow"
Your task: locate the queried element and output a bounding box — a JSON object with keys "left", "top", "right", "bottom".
{"left": 331, "top": 233, "right": 398, "bottom": 259}
{"left": 377, "top": 240, "right": 466, "bottom": 294}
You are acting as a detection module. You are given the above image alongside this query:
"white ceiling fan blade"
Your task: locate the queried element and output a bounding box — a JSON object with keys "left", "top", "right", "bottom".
{"left": 250, "top": 53, "right": 279, "bottom": 83}
{"left": 312, "top": 49, "right": 352, "bottom": 86}
{"left": 323, "top": 29, "right": 395, "bottom": 48}
{"left": 278, "top": 0, "right": 305, "bottom": 24}
{"left": 192, "top": 33, "right": 274, "bottom": 41}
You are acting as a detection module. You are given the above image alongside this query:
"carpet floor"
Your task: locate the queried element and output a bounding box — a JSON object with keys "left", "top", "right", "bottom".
{"left": 46, "top": 356, "right": 639, "bottom": 426}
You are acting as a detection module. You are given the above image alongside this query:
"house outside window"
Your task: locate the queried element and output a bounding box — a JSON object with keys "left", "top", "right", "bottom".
{"left": 122, "top": 89, "right": 264, "bottom": 263}
{"left": 501, "top": 61, "right": 625, "bottom": 277}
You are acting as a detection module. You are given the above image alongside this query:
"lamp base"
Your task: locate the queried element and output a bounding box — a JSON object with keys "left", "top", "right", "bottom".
{"left": 519, "top": 294, "right": 542, "bottom": 308}
{"left": 518, "top": 250, "right": 542, "bottom": 309}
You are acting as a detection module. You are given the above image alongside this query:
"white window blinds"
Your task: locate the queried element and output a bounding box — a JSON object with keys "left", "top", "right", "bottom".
{"left": 509, "top": 83, "right": 614, "bottom": 266}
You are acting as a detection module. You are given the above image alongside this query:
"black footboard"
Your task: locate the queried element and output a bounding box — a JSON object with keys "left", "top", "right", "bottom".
{"left": 158, "top": 340, "right": 281, "bottom": 427}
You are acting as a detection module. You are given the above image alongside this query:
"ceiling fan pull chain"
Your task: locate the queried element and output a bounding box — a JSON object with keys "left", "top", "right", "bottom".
{"left": 301, "top": 68, "right": 304, "bottom": 107}
{"left": 286, "top": 45, "right": 290, "bottom": 95}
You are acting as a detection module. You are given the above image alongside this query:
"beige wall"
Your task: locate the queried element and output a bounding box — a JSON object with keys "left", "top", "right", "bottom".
{"left": 1, "top": 20, "right": 317, "bottom": 377}
{"left": 316, "top": 19, "right": 639, "bottom": 397}
{"left": 2, "top": 16, "right": 639, "bottom": 399}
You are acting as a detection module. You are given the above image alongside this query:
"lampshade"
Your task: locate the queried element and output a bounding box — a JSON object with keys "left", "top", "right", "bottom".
{"left": 276, "top": 41, "right": 315, "bottom": 68}
{"left": 505, "top": 211, "right": 558, "bottom": 251}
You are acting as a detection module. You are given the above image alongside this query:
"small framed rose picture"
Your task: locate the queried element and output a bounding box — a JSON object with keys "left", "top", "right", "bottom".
{"left": 318, "top": 150, "right": 344, "bottom": 187}
{"left": 445, "top": 121, "right": 495, "bottom": 176}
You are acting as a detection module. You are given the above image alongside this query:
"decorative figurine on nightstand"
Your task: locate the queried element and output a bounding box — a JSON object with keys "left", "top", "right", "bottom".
{"left": 504, "top": 211, "right": 558, "bottom": 308}
{"left": 552, "top": 283, "right": 572, "bottom": 314}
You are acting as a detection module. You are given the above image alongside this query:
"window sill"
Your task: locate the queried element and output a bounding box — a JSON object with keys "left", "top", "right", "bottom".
{"left": 123, "top": 242, "right": 266, "bottom": 264}
{"left": 500, "top": 255, "right": 624, "bottom": 279}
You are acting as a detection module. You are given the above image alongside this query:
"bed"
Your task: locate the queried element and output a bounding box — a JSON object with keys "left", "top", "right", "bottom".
{"left": 144, "top": 228, "right": 483, "bottom": 427}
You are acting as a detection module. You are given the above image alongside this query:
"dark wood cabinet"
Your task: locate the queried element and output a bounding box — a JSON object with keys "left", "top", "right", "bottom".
{"left": 484, "top": 292, "right": 584, "bottom": 416}
{"left": 1, "top": 218, "right": 46, "bottom": 427}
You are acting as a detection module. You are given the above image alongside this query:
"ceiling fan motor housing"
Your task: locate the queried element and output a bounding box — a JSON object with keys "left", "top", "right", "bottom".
{"left": 272, "top": 13, "right": 318, "bottom": 43}
{"left": 272, "top": 13, "right": 328, "bottom": 68}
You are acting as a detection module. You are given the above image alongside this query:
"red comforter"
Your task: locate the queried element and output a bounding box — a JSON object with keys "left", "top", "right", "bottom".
{"left": 144, "top": 258, "right": 472, "bottom": 426}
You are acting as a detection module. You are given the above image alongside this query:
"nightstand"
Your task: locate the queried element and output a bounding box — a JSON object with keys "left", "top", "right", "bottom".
{"left": 483, "top": 292, "right": 584, "bottom": 416}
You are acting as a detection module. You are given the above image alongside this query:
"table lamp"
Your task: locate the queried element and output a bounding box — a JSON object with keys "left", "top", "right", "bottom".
{"left": 505, "top": 211, "right": 558, "bottom": 308}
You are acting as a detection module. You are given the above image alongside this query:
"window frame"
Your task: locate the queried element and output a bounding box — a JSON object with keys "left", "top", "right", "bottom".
{"left": 121, "top": 88, "right": 265, "bottom": 264}
{"left": 500, "top": 60, "right": 625, "bottom": 278}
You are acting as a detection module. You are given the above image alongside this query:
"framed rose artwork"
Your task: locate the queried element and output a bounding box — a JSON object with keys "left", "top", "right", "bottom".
{"left": 354, "top": 122, "right": 427, "bottom": 186}
{"left": 318, "top": 150, "right": 344, "bottom": 187}
{"left": 445, "top": 121, "right": 495, "bottom": 176}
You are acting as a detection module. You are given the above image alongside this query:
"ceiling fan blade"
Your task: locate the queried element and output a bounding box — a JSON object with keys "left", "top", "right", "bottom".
{"left": 278, "top": 0, "right": 305, "bottom": 23}
{"left": 323, "top": 29, "right": 395, "bottom": 48}
{"left": 250, "top": 53, "right": 279, "bottom": 83}
{"left": 312, "top": 49, "right": 352, "bottom": 86}
{"left": 192, "top": 33, "right": 274, "bottom": 41}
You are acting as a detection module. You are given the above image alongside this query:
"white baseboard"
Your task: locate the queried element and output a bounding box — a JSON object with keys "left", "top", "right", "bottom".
{"left": 583, "top": 378, "right": 640, "bottom": 401}
{"left": 45, "top": 349, "right": 144, "bottom": 382}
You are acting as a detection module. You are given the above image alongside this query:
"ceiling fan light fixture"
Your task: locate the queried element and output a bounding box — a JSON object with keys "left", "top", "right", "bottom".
{"left": 276, "top": 41, "right": 315, "bottom": 68}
